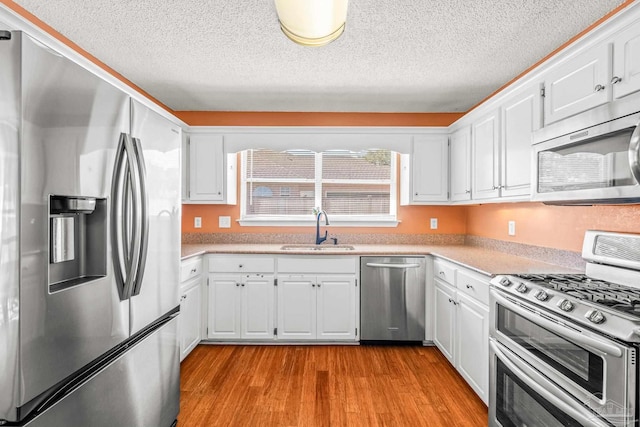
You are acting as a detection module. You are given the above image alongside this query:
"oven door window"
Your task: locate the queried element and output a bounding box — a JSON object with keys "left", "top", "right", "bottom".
{"left": 497, "top": 304, "right": 604, "bottom": 397}
{"left": 537, "top": 126, "right": 636, "bottom": 193}
{"left": 496, "top": 358, "right": 585, "bottom": 427}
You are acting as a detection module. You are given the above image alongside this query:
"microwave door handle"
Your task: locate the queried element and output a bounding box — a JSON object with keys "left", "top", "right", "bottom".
{"left": 490, "top": 340, "right": 611, "bottom": 427}
{"left": 492, "top": 290, "right": 623, "bottom": 357}
{"left": 629, "top": 120, "right": 640, "bottom": 183}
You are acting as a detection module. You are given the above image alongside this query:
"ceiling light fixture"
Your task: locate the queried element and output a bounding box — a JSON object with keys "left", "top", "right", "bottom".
{"left": 274, "top": 0, "right": 349, "bottom": 47}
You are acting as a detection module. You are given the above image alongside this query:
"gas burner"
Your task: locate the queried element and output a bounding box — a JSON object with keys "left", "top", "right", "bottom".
{"left": 511, "top": 272, "right": 640, "bottom": 319}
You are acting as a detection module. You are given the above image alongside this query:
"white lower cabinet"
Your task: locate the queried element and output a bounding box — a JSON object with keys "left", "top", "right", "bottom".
{"left": 207, "top": 273, "right": 275, "bottom": 340}
{"left": 277, "top": 274, "right": 356, "bottom": 341}
{"left": 432, "top": 258, "right": 490, "bottom": 404}
{"left": 179, "top": 277, "right": 202, "bottom": 361}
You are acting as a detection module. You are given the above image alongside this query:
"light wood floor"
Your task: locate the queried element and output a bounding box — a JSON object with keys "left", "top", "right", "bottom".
{"left": 178, "top": 345, "right": 488, "bottom": 426}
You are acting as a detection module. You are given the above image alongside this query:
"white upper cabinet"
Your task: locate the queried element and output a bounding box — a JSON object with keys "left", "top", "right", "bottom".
{"left": 450, "top": 127, "right": 471, "bottom": 202}
{"left": 184, "top": 133, "right": 237, "bottom": 204}
{"left": 612, "top": 22, "right": 640, "bottom": 100}
{"left": 410, "top": 134, "right": 449, "bottom": 203}
{"left": 543, "top": 43, "right": 612, "bottom": 126}
{"left": 500, "top": 84, "right": 542, "bottom": 198}
{"left": 472, "top": 110, "right": 500, "bottom": 200}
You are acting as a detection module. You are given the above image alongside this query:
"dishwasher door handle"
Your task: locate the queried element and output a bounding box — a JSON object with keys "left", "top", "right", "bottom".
{"left": 365, "top": 263, "right": 421, "bottom": 269}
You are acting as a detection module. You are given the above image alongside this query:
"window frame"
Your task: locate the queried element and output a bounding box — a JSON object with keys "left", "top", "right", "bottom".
{"left": 239, "top": 149, "right": 399, "bottom": 227}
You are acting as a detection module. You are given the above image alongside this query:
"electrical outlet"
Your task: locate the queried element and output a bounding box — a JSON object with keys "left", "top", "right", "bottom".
{"left": 194, "top": 217, "right": 202, "bottom": 229}
{"left": 219, "top": 216, "right": 231, "bottom": 228}
{"left": 430, "top": 218, "right": 438, "bottom": 230}
{"left": 508, "top": 221, "right": 516, "bottom": 236}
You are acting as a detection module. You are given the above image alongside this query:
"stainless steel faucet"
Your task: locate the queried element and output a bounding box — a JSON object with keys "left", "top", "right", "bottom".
{"left": 315, "top": 210, "right": 330, "bottom": 245}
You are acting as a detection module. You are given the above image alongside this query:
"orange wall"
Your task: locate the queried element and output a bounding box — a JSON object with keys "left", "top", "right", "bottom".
{"left": 467, "top": 203, "right": 640, "bottom": 252}
{"left": 174, "top": 112, "right": 463, "bottom": 127}
{"left": 182, "top": 204, "right": 468, "bottom": 235}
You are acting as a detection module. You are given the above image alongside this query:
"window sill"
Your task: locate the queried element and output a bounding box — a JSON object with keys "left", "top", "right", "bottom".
{"left": 237, "top": 217, "right": 400, "bottom": 227}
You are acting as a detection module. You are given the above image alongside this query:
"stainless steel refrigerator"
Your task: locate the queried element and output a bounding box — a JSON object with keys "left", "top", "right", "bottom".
{"left": 0, "top": 30, "right": 181, "bottom": 426}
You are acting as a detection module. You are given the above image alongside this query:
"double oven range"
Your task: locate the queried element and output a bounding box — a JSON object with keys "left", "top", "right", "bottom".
{"left": 490, "top": 230, "right": 640, "bottom": 427}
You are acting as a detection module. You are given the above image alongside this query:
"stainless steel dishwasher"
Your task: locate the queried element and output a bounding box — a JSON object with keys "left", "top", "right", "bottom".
{"left": 360, "top": 256, "right": 425, "bottom": 342}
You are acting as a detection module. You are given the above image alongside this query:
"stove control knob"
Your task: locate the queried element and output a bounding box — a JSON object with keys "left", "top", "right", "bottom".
{"left": 515, "top": 283, "right": 528, "bottom": 293}
{"left": 557, "top": 299, "right": 574, "bottom": 312}
{"left": 534, "top": 290, "right": 549, "bottom": 301}
{"left": 586, "top": 310, "right": 606, "bottom": 324}
{"left": 499, "top": 277, "right": 512, "bottom": 287}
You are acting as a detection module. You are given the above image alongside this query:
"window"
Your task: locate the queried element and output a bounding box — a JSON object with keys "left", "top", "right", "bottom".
{"left": 240, "top": 149, "right": 397, "bottom": 225}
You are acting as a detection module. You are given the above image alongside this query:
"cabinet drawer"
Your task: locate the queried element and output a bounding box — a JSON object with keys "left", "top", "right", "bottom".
{"left": 181, "top": 257, "right": 203, "bottom": 282}
{"left": 208, "top": 255, "right": 275, "bottom": 273}
{"left": 456, "top": 269, "right": 490, "bottom": 306}
{"left": 434, "top": 259, "right": 456, "bottom": 285}
{"left": 278, "top": 256, "right": 357, "bottom": 274}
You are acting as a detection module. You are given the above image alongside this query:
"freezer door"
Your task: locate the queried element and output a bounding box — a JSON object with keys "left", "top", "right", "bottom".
{"left": 24, "top": 316, "right": 180, "bottom": 427}
{"left": 19, "top": 34, "right": 131, "bottom": 409}
{"left": 129, "top": 99, "right": 181, "bottom": 334}
{"left": 0, "top": 31, "right": 21, "bottom": 422}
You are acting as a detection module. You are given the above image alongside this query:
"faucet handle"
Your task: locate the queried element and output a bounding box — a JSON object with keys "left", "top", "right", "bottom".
{"left": 330, "top": 237, "right": 338, "bottom": 245}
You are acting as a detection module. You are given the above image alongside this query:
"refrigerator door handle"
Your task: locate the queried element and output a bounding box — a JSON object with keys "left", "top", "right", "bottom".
{"left": 110, "top": 133, "right": 143, "bottom": 300}
{"left": 130, "top": 137, "right": 149, "bottom": 297}
{"left": 110, "top": 133, "right": 130, "bottom": 300}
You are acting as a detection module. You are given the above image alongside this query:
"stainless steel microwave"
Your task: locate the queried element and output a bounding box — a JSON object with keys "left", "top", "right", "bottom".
{"left": 532, "top": 112, "right": 640, "bottom": 204}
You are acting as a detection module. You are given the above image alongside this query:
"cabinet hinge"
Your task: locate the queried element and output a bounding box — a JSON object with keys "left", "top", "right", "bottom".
{"left": 207, "top": 277, "right": 209, "bottom": 286}
{"left": 540, "top": 87, "right": 546, "bottom": 98}
{"left": 274, "top": 278, "right": 278, "bottom": 286}
{"left": 447, "top": 191, "right": 450, "bottom": 199}
{"left": 274, "top": 327, "right": 277, "bottom": 336}
{"left": 206, "top": 327, "right": 209, "bottom": 335}
{"left": 355, "top": 328, "right": 358, "bottom": 336}
{"left": 355, "top": 279, "right": 358, "bottom": 287}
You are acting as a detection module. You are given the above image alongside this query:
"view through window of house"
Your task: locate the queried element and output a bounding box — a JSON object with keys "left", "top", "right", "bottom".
{"left": 241, "top": 149, "right": 396, "bottom": 221}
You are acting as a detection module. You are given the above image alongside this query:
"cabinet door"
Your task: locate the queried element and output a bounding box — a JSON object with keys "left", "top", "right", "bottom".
{"left": 277, "top": 275, "right": 316, "bottom": 340}
{"left": 433, "top": 279, "right": 456, "bottom": 364}
{"left": 188, "top": 134, "right": 224, "bottom": 201}
{"left": 316, "top": 275, "right": 356, "bottom": 341}
{"left": 207, "top": 274, "right": 241, "bottom": 339}
{"left": 241, "top": 274, "right": 275, "bottom": 340}
{"left": 450, "top": 127, "right": 471, "bottom": 201}
{"left": 412, "top": 135, "right": 449, "bottom": 202}
{"left": 612, "top": 23, "right": 640, "bottom": 100}
{"left": 472, "top": 111, "right": 500, "bottom": 200}
{"left": 544, "top": 43, "right": 612, "bottom": 125}
{"left": 456, "top": 292, "right": 489, "bottom": 404}
{"left": 179, "top": 280, "right": 202, "bottom": 361}
{"left": 500, "top": 85, "right": 541, "bottom": 198}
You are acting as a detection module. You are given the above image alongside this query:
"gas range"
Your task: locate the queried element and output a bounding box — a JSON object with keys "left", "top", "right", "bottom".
{"left": 491, "top": 230, "right": 640, "bottom": 343}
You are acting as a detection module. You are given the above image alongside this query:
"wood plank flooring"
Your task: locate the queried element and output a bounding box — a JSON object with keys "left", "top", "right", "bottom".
{"left": 178, "top": 345, "right": 488, "bottom": 426}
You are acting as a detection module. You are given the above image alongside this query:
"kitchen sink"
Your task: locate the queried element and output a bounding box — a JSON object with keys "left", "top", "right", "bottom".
{"left": 280, "top": 244, "right": 355, "bottom": 251}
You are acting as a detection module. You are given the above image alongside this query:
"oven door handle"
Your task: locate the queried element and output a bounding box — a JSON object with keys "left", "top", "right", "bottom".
{"left": 628, "top": 119, "right": 640, "bottom": 184}
{"left": 492, "top": 290, "right": 623, "bottom": 357}
{"left": 490, "top": 340, "right": 611, "bottom": 427}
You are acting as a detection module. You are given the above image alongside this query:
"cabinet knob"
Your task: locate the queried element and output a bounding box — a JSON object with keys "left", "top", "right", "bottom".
{"left": 191, "top": 268, "right": 197, "bottom": 273}
{"left": 466, "top": 284, "right": 473, "bottom": 289}
{"left": 236, "top": 283, "right": 240, "bottom": 287}
{"left": 317, "top": 283, "right": 321, "bottom": 287}
{"left": 594, "top": 84, "right": 606, "bottom": 92}
{"left": 238, "top": 264, "right": 243, "bottom": 269}
{"left": 241, "top": 283, "right": 245, "bottom": 287}
{"left": 312, "top": 283, "right": 316, "bottom": 287}
{"left": 415, "top": 192, "right": 418, "bottom": 196}
{"left": 465, "top": 190, "right": 471, "bottom": 194}
{"left": 217, "top": 191, "right": 221, "bottom": 195}
{"left": 439, "top": 271, "right": 445, "bottom": 276}
{"left": 180, "top": 295, "right": 187, "bottom": 301}
{"left": 611, "top": 76, "right": 622, "bottom": 85}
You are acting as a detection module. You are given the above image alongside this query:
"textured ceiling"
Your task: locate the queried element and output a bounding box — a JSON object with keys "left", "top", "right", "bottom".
{"left": 13, "top": 0, "right": 626, "bottom": 112}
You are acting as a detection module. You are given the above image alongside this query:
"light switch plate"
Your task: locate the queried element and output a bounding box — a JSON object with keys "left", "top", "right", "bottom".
{"left": 508, "top": 221, "right": 516, "bottom": 236}
{"left": 430, "top": 218, "right": 438, "bottom": 230}
{"left": 194, "top": 217, "right": 202, "bottom": 228}
{"left": 219, "top": 216, "right": 231, "bottom": 228}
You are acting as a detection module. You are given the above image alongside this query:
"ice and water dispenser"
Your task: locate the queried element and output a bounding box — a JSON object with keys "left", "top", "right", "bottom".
{"left": 48, "top": 195, "right": 107, "bottom": 292}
